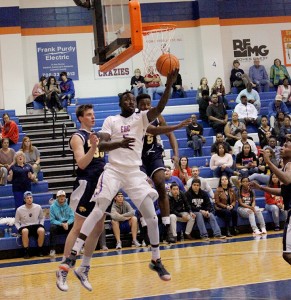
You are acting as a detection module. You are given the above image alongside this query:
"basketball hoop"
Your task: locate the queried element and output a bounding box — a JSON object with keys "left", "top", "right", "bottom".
{"left": 142, "top": 24, "right": 177, "bottom": 73}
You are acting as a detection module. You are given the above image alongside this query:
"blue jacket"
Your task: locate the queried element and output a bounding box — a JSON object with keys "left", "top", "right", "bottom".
{"left": 50, "top": 199, "right": 74, "bottom": 225}
{"left": 268, "top": 101, "right": 289, "bottom": 118}
{"left": 60, "top": 78, "right": 75, "bottom": 97}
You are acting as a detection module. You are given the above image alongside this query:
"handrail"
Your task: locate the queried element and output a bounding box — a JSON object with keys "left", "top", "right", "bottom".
{"left": 61, "top": 123, "right": 67, "bottom": 157}
{"left": 51, "top": 107, "right": 57, "bottom": 139}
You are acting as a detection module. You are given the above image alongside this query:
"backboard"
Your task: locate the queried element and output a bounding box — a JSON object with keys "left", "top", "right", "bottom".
{"left": 92, "top": 0, "right": 143, "bottom": 72}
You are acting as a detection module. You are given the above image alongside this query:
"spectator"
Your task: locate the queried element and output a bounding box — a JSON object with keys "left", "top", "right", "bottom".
{"left": 32, "top": 76, "right": 48, "bottom": 110}
{"left": 224, "top": 112, "right": 246, "bottom": 146}
{"left": 186, "top": 166, "right": 215, "bottom": 201}
{"left": 236, "top": 82, "right": 261, "bottom": 113}
{"left": 15, "top": 191, "right": 45, "bottom": 258}
{"left": 211, "top": 132, "right": 232, "bottom": 154}
{"left": 196, "top": 77, "right": 209, "bottom": 102}
{"left": 210, "top": 143, "right": 237, "bottom": 178}
{"left": 45, "top": 75, "right": 63, "bottom": 110}
{"left": 59, "top": 71, "right": 75, "bottom": 106}
{"left": 211, "top": 77, "right": 230, "bottom": 109}
{"left": 0, "top": 113, "right": 19, "bottom": 145}
{"left": 172, "top": 72, "right": 186, "bottom": 98}
{"left": 172, "top": 156, "right": 192, "bottom": 186}
{"left": 110, "top": 192, "right": 141, "bottom": 249}
{"left": 198, "top": 89, "right": 211, "bottom": 122}
{"left": 0, "top": 138, "right": 15, "bottom": 186}
{"left": 264, "top": 173, "right": 287, "bottom": 231}
{"left": 20, "top": 136, "right": 40, "bottom": 182}
{"left": 49, "top": 190, "right": 75, "bottom": 257}
{"left": 235, "top": 143, "right": 258, "bottom": 177}
{"left": 234, "top": 94, "right": 260, "bottom": 127}
{"left": 144, "top": 66, "right": 165, "bottom": 100}
{"left": 233, "top": 129, "right": 258, "bottom": 156}
{"left": 164, "top": 165, "right": 185, "bottom": 192}
{"left": 230, "top": 59, "right": 250, "bottom": 92}
{"left": 270, "top": 58, "right": 291, "bottom": 90}
{"left": 7, "top": 151, "right": 36, "bottom": 209}
{"left": 258, "top": 115, "right": 276, "bottom": 148}
{"left": 277, "top": 77, "right": 291, "bottom": 105}
{"left": 248, "top": 57, "right": 270, "bottom": 92}
{"left": 214, "top": 175, "right": 239, "bottom": 237}
{"left": 268, "top": 94, "right": 289, "bottom": 128}
{"left": 263, "top": 136, "right": 281, "bottom": 163}
{"left": 168, "top": 182, "right": 195, "bottom": 241}
{"left": 130, "top": 68, "right": 146, "bottom": 97}
{"left": 274, "top": 112, "right": 286, "bottom": 139}
{"left": 186, "top": 114, "right": 205, "bottom": 157}
{"left": 279, "top": 115, "right": 291, "bottom": 146}
{"left": 185, "top": 178, "right": 226, "bottom": 240}
{"left": 237, "top": 176, "right": 267, "bottom": 235}
{"left": 206, "top": 93, "right": 228, "bottom": 134}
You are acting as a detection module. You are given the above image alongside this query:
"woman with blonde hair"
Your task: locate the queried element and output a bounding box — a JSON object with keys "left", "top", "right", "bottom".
{"left": 196, "top": 77, "right": 209, "bottom": 101}
{"left": 211, "top": 77, "right": 230, "bottom": 109}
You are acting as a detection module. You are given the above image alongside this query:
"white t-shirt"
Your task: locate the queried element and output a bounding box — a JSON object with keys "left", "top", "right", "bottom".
{"left": 100, "top": 110, "right": 149, "bottom": 167}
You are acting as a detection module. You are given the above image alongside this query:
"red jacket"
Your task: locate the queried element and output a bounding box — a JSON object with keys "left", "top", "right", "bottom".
{"left": 2, "top": 120, "right": 19, "bottom": 144}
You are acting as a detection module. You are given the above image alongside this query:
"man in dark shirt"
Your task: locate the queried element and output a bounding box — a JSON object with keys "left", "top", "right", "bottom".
{"left": 198, "top": 89, "right": 211, "bottom": 122}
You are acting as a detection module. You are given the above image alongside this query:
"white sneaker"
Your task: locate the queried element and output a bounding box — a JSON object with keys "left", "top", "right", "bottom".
{"left": 50, "top": 250, "right": 56, "bottom": 257}
{"left": 101, "top": 245, "right": 108, "bottom": 251}
{"left": 253, "top": 229, "right": 262, "bottom": 235}
{"left": 74, "top": 266, "right": 92, "bottom": 291}
{"left": 116, "top": 241, "right": 122, "bottom": 249}
{"left": 142, "top": 240, "right": 146, "bottom": 247}
{"left": 56, "top": 269, "right": 68, "bottom": 292}
{"left": 132, "top": 240, "right": 141, "bottom": 247}
{"left": 261, "top": 227, "right": 267, "bottom": 234}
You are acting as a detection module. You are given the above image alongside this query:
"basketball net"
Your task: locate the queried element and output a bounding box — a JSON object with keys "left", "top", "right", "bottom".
{"left": 142, "top": 24, "right": 176, "bottom": 74}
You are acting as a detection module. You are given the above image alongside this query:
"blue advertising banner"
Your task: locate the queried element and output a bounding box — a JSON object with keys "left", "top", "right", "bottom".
{"left": 36, "top": 41, "right": 79, "bottom": 80}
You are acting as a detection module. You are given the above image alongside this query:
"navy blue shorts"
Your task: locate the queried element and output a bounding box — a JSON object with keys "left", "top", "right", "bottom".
{"left": 141, "top": 149, "right": 165, "bottom": 178}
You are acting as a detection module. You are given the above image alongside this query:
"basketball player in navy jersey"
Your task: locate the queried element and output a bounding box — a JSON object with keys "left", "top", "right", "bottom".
{"left": 251, "top": 142, "right": 291, "bottom": 266}
{"left": 137, "top": 94, "right": 190, "bottom": 243}
{"left": 59, "top": 69, "right": 179, "bottom": 285}
{"left": 56, "top": 104, "right": 135, "bottom": 292}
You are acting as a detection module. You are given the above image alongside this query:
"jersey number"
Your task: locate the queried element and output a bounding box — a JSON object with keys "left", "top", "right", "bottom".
{"left": 87, "top": 141, "right": 105, "bottom": 158}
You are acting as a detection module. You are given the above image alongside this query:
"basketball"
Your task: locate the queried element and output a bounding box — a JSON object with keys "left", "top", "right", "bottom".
{"left": 156, "top": 53, "right": 180, "bottom": 76}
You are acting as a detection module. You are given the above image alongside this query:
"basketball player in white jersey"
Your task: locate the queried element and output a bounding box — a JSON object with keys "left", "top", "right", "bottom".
{"left": 58, "top": 69, "right": 179, "bottom": 285}
{"left": 251, "top": 142, "right": 291, "bottom": 266}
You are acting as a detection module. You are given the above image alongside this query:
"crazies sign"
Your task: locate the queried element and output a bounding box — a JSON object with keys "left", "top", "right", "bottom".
{"left": 36, "top": 41, "right": 79, "bottom": 80}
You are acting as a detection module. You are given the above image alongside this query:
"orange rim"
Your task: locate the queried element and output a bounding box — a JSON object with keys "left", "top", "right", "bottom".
{"left": 142, "top": 24, "right": 177, "bottom": 36}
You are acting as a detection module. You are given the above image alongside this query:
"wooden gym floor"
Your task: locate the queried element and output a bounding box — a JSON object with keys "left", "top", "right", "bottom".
{"left": 0, "top": 232, "right": 290, "bottom": 300}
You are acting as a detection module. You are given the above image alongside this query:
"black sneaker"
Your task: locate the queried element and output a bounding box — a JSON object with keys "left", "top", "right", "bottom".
{"left": 23, "top": 248, "right": 30, "bottom": 259}
{"left": 166, "top": 227, "right": 176, "bottom": 244}
{"left": 149, "top": 258, "right": 171, "bottom": 281}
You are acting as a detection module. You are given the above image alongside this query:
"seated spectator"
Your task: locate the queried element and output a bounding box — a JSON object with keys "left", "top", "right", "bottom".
{"left": 279, "top": 115, "right": 291, "bottom": 146}
{"left": 110, "top": 191, "right": 141, "bottom": 249}
{"left": 214, "top": 175, "right": 239, "bottom": 237}
{"left": 196, "top": 77, "right": 209, "bottom": 102}
{"left": 270, "top": 58, "right": 291, "bottom": 90}
{"left": 263, "top": 136, "right": 281, "bottom": 163}
{"left": 7, "top": 151, "right": 36, "bottom": 209}
{"left": 169, "top": 182, "right": 195, "bottom": 241}
{"left": 274, "top": 112, "right": 286, "bottom": 139}
{"left": 172, "top": 156, "right": 192, "bottom": 186}
{"left": 224, "top": 112, "right": 246, "bottom": 146}
{"left": 277, "top": 77, "right": 291, "bottom": 105}
{"left": 144, "top": 66, "right": 165, "bottom": 100}
{"left": 234, "top": 95, "right": 260, "bottom": 127}
{"left": 49, "top": 190, "right": 74, "bottom": 257}
{"left": 0, "top": 113, "right": 19, "bottom": 145}
{"left": 0, "top": 138, "right": 15, "bottom": 185}
{"left": 210, "top": 143, "right": 238, "bottom": 178}
{"left": 230, "top": 59, "right": 250, "bottom": 92}
{"left": 15, "top": 191, "right": 45, "bottom": 258}
{"left": 45, "top": 75, "right": 63, "bottom": 110}
{"left": 164, "top": 165, "right": 185, "bottom": 192}
{"left": 186, "top": 166, "right": 215, "bottom": 201}
{"left": 20, "top": 136, "right": 40, "bottom": 182}
{"left": 268, "top": 94, "right": 289, "bottom": 128}
{"left": 206, "top": 93, "right": 228, "bottom": 134}
{"left": 211, "top": 77, "right": 230, "bottom": 109}
{"left": 249, "top": 57, "right": 270, "bottom": 92}
{"left": 130, "top": 68, "right": 146, "bottom": 97}
{"left": 186, "top": 115, "right": 205, "bottom": 157}
{"left": 32, "top": 76, "right": 48, "bottom": 110}
{"left": 258, "top": 115, "right": 276, "bottom": 148}
{"left": 198, "top": 89, "right": 211, "bottom": 122}
{"left": 237, "top": 176, "right": 267, "bottom": 235}
{"left": 235, "top": 143, "right": 258, "bottom": 177}
{"left": 236, "top": 82, "right": 261, "bottom": 113}
{"left": 172, "top": 72, "right": 186, "bottom": 98}
{"left": 233, "top": 129, "right": 258, "bottom": 156}
{"left": 185, "top": 178, "right": 226, "bottom": 240}
{"left": 211, "top": 132, "right": 232, "bottom": 154}
{"left": 59, "top": 71, "right": 75, "bottom": 106}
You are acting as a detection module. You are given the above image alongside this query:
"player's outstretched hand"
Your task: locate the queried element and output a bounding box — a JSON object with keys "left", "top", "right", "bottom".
{"left": 249, "top": 180, "right": 261, "bottom": 190}
{"left": 178, "top": 118, "right": 191, "bottom": 128}
{"left": 260, "top": 149, "right": 271, "bottom": 164}
{"left": 166, "top": 68, "right": 179, "bottom": 86}
{"left": 120, "top": 136, "right": 135, "bottom": 150}
{"left": 89, "top": 132, "right": 100, "bottom": 148}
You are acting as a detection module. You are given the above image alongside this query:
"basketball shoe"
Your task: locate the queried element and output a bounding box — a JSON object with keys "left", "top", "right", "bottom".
{"left": 149, "top": 258, "right": 171, "bottom": 281}
{"left": 74, "top": 266, "right": 93, "bottom": 291}
{"left": 56, "top": 269, "right": 69, "bottom": 292}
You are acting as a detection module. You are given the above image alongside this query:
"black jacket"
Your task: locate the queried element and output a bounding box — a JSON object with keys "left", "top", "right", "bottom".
{"left": 169, "top": 191, "right": 191, "bottom": 217}
{"left": 185, "top": 188, "right": 212, "bottom": 212}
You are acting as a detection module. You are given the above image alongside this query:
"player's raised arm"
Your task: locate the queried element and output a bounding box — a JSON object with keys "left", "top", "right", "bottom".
{"left": 147, "top": 69, "right": 179, "bottom": 122}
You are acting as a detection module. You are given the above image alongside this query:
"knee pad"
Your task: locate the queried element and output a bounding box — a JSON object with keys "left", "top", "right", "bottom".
{"left": 145, "top": 215, "right": 158, "bottom": 227}
{"left": 283, "top": 253, "right": 291, "bottom": 265}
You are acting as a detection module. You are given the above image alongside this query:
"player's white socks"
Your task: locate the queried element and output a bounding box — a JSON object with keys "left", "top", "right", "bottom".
{"left": 151, "top": 245, "right": 160, "bottom": 261}
{"left": 162, "top": 216, "right": 170, "bottom": 226}
{"left": 81, "top": 255, "right": 92, "bottom": 267}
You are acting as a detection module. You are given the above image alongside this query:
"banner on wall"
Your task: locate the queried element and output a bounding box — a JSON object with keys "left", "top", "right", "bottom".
{"left": 36, "top": 41, "right": 79, "bottom": 80}
{"left": 281, "top": 30, "right": 291, "bottom": 67}
{"left": 94, "top": 59, "right": 133, "bottom": 79}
